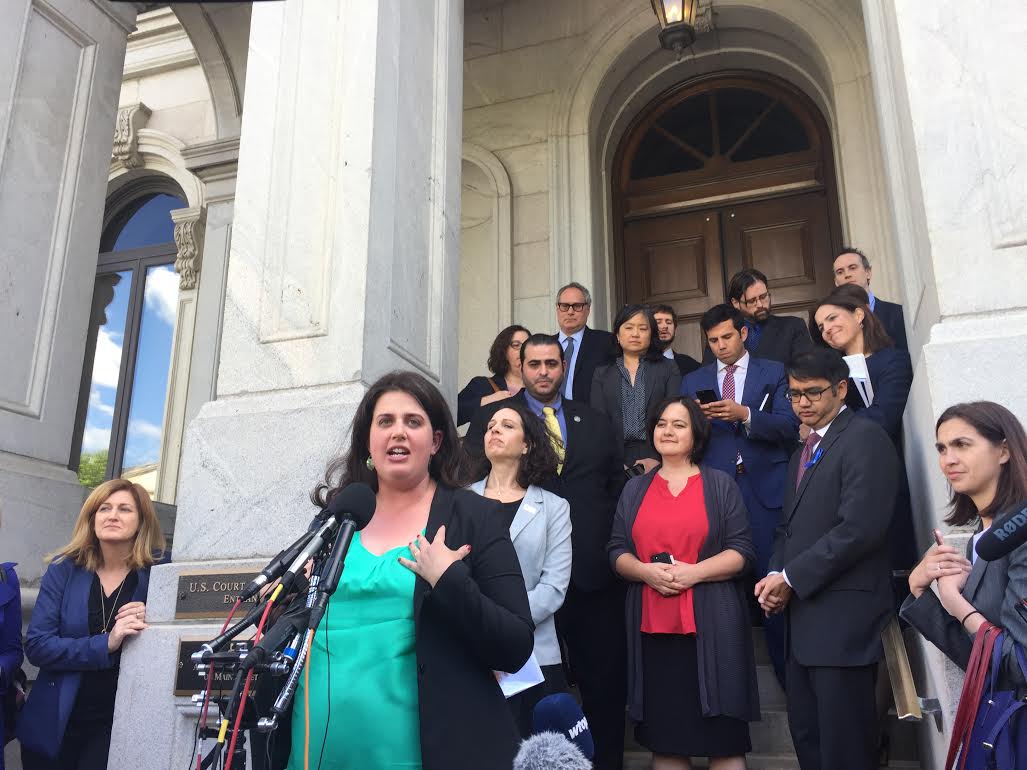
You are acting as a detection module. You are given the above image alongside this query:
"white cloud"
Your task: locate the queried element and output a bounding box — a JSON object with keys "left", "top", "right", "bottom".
{"left": 144, "top": 267, "right": 179, "bottom": 327}
{"left": 91, "top": 329, "right": 122, "bottom": 389}
{"left": 82, "top": 426, "right": 112, "bottom": 452}
{"left": 129, "top": 418, "right": 163, "bottom": 440}
{"left": 89, "top": 389, "right": 115, "bottom": 417}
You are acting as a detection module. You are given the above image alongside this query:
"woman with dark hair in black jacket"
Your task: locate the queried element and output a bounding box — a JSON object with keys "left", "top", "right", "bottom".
{"left": 456, "top": 325, "right": 531, "bottom": 427}
{"left": 283, "top": 370, "right": 533, "bottom": 770}
{"left": 591, "top": 304, "right": 681, "bottom": 471}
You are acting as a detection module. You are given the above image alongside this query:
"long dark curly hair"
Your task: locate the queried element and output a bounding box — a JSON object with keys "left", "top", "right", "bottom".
{"left": 471, "top": 399, "right": 560, "bottom": 488}
{"left": 486, "top": 325, "right": 531, "bottom": 378}
{"left": 312, "top": 370, "right": 471, "bottom": 506}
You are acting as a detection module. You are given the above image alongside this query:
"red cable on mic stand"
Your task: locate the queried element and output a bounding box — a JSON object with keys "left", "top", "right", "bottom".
{"left": 196, "top": 598, "right": 242, "bottom": 770}
{"left": 224, "top": 588, "right": 278, "bottom": 770}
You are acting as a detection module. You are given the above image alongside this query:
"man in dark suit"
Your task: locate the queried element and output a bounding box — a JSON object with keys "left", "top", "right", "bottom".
{"left": 703, "top": 268, "right": 813, "bottom": 366}
{"left": 682, "top": 304, "right": 798, "bottom": 684}
{"left": 554, "top": 281, "right": 616, "bottom": 403}
{"left": 466, "top": 333, "right": 627, "bottom": 770}
{"left": 832, "top": 247, "right": 907, "bottom": 350}
{"left": 651, "top": 303, "right": 700, "bottom": 376}
{"left": 755, "top": 349, "right": 899, "bottom": 770}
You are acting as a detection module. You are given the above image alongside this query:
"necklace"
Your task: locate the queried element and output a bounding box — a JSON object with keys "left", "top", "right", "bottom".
{"left": 100, "top": 573, "right": 129, "bottom": 632}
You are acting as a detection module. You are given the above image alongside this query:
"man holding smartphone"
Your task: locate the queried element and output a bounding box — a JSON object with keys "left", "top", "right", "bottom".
{"left": 681, "top": 304, "right": 799, "bottom": 683}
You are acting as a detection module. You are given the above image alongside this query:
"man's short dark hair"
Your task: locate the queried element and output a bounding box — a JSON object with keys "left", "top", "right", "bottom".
{"left": 650, "top": 303, "right": 676, "bottom": 318}
{"left": 520, "top": 333, "right": 564, "bottom": 365}
{"left": 727, "top": 268, "right": 770, "bottom": 303}
{"left": 786, "top": 349, "right": 850, "bottom": 386}
{"left": 700, "top": 304, "right": 745, "bottom": 334}
{"left": 836, "top": 247, "right": 871, "bottom": 270}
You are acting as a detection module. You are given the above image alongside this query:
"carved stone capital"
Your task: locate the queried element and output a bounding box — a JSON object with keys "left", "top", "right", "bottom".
{"left": 171, "top": 207, "right": 206, "bottom": 291}
{"left": 112, "top": 103, "right": 152, "bottom": 168}
{"left": 695, "top": 0, "right": 716, "bottom": 34}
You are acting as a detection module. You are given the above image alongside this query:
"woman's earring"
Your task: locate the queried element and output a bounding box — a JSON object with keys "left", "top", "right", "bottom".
{"left": 366, "top": 456, "right": 375, "bottom": 471}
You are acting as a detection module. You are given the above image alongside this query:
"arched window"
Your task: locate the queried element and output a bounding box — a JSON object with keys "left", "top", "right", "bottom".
{"left": 72, "top": 189, "right": 185, "bottom": 503}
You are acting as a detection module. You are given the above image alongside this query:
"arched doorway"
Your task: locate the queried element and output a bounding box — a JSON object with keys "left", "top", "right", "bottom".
{"left": 613, "top": 72, "right": 842, "bottom": 360}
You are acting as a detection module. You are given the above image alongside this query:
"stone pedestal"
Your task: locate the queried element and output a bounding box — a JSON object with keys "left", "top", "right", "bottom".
{"left": 108, "top": 2, "right": 464, "bottom": 767}
{"left": 863, "top": 1, "right": 1027, "bottom": 766}
{"left": 0, "top": 0, "right": 136, "bottom": 583}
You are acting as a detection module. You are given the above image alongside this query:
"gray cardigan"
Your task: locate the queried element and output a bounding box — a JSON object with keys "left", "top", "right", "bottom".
{"left": 608, "top": 465, "right": 760, "bottom": 723}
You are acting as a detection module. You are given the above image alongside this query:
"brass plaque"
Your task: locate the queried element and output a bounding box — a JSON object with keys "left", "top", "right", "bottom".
{"left": 175, "top": 570, "right": 260, "bottom": 619}
{"left": 174, "top": 638, "right": 258, "bottom": 697}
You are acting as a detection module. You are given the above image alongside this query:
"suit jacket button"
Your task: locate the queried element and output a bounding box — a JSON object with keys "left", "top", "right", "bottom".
{"left": 784, "top": 527, "right": 791, "bottom": 537}
{"left": 417, "top": 663, "right": 425, "bottom": 676}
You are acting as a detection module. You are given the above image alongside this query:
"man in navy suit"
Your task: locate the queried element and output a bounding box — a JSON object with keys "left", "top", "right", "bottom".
{"left": 832, "top": 247, "right": 907, "bottom": 350}
{"left": 682, "top": 304, "right": 798, "bottom": 683}
{"left": 553, "top": 282, "right": 616, "bottom": 403}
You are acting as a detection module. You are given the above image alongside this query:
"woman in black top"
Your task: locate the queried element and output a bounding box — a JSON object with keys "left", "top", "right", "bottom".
{"left": 19, "top": 479, "right": 164, "bottom": 770}
{"left": 591, "top": 304, "right": 681, "bottom": 470}
{"left": 457, "top": 325, "right": 530, "bottom": 427}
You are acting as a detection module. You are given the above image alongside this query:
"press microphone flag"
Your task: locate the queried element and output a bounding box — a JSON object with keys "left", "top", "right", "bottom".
{"left": 975, "top": 500, "right": 1027, "bottom": 561}
{"left": 532, "top": 693, "right": 594, "bottom": 761}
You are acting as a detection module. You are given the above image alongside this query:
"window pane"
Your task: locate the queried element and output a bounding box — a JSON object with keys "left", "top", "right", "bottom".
{"left": 731, "top": 103, "right": 810, "bottom": 162}
{"left": 111, "top": 194, "right": 184, "bottom": 251}
{"left": 121, "top": 264, "right": 179, "bottom": 500}
{"left": 78, "top": 271, "right": 133, "bottom": 488}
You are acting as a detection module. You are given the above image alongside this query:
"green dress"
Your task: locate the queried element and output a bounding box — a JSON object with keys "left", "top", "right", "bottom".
{"left": 286, "top": 531, "right": 421, "bottom": 769}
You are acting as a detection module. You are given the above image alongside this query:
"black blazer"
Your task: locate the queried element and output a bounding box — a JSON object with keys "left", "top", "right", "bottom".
{"left": 466, "top": 392, "right": 625, "bottom": 592}
{"left": 844, "top": 345, "right": 912, "bottom": 446}
{"left": 873, "top": 298, "right": 907, "bottom": 351}
{"left": 414, "top": 486, "right": 535, "bottom": 769}
{"left": 456, "top": 374, "right": 507, "bottom": 427}
{"left": 256, "top": 486, "right": 534, "bottom": 770}
{"left": 560, "top": 326, "right": 616, "bottom": 403}
{"left": 702, "top": 314, "right": 813, "bottom": 367}
{"left": 673, "top": 352, "right": 701, "bottom": 377}
{"left": 589, "top": 358, "right": 681, "bottom": 459}
{"left": 770, "top": 408, "right": 898, "bottom": 667}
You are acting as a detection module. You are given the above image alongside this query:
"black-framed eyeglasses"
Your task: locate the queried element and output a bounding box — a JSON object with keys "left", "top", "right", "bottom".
{"left": 740, "top": 291, "right": 770, "bottom": 307}
{"left": 786, "top": 386, "right": 833, "bottom": 404}
{"left": 509, "top": 340, "right": 524, "bottom": 349}
{"left": 556, "top": 302, "right": 588, "bottom": 312}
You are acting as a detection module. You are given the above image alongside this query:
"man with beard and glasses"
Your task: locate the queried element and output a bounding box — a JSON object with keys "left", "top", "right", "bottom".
{"left": 702, "top": 269, "right": 813, "bottom": 367}
{"left": 466, "top": 334, "right": 628, "bottom": 770}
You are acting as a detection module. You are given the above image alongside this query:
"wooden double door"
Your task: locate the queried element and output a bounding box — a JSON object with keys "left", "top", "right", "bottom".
{"left": 614, "top": 74, "right": 842, "bottom": 361}
{"left": 622, "top": 190, "right": 836, "bottom": 361}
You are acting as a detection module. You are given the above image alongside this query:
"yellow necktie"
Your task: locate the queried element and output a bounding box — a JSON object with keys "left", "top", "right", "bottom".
{"left": 542, "top": 406, "right": 565, "bottom": 474}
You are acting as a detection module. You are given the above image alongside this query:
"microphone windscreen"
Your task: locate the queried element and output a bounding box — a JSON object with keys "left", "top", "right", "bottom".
{"left": 975, "top": 500, "right": 1027, "bottom": 561}
{"left": 532, "top": 693, "right": 594, "bottom": 760}
{"left": 513, "top": 732, "right": 592, "bottom": 770}
{"left": 326, "top": 482, "right": 376, "bottom": 529}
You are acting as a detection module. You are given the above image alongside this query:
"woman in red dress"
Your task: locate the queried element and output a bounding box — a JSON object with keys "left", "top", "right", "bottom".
{"left": 609, "top": 396, "right": 758, "bottom": 770}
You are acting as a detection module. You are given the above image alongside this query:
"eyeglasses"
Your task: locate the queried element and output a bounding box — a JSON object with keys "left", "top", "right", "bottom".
{"left": 740, "top": 292, "right": 770, "bottom": 307}
{"left": 509, "top": 340, "right": 524, "bottom": 349}
{"left": 786, "top": 386, "right": 833, "bottom": 404}
{"left": 556, "top": 302, "right": 588, "bottom": 312}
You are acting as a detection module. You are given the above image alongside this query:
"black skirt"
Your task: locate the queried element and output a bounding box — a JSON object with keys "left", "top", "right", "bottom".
{"left": 635, "top": 632, "right": 752, "bottom": 758}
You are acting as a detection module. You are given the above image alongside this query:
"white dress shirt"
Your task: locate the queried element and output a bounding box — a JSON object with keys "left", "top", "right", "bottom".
{"left": 559, "top": 327, "right": 585, "bottom": 400}
{"left": 717, "top": 351, "right": 753, "bottom": 431}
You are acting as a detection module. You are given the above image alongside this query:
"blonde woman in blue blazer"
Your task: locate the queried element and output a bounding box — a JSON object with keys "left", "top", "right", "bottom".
{"left": 469, "top": 398, "right": 573, "bottom": 735}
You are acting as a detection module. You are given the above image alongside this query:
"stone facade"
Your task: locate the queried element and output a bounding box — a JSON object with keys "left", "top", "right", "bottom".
{"left": 2, "top": 1, "right": 1026, "bottom": 769}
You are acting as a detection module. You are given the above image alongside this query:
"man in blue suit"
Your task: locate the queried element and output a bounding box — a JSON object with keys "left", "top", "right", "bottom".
{"left": 681, "top": 304, "right": 798, "bottom": 683}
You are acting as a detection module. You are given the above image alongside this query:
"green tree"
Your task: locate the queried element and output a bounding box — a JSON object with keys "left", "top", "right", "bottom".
{"left": 77, "top": 449, "right": 109, "bottom": 489}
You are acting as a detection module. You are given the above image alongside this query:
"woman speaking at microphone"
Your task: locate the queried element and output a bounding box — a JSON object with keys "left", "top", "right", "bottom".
{"left": 286, "top": 370, "right": 534, "bottom": 770}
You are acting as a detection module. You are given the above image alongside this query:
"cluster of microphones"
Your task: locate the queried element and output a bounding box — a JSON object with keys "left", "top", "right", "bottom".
{"left": 514, "top": 693, "right": 595, "bottom": 770}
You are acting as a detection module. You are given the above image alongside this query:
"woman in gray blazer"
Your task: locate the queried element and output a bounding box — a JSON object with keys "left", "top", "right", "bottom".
{"left": 591, "top": 304, "right": 681, "bottom": 472}
{"left": 901, "top": 402, "right": 1027, "bottom": 687}
{"left": 469, "top": 398, "right": 573, "bottom": 735}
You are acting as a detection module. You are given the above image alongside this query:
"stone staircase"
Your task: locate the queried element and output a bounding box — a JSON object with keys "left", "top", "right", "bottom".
{"left": 622, "top": 627, "right": 922, "bottom": 769}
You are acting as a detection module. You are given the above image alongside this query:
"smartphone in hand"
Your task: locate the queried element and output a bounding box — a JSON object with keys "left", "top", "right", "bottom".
{"left": 696, "top": 389, "right": 718, "bottom": 404}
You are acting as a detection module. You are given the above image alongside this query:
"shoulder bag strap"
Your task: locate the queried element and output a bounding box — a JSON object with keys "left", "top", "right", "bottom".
{"left": 947, "top": 623, "right": 1001, "bottom": 770}
{"left": 488, "top": 377, "right": 503, "bottom": 394}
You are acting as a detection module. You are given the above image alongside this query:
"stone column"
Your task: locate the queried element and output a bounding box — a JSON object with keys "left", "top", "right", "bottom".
{"left": 862, "top": 1, "right": 1027, "bottom": 766}
{"left": 109, "top": 2, "right": 464, "bottom": 767}
{"left": 0, "top": 0, "right": 136, "bottom": 582}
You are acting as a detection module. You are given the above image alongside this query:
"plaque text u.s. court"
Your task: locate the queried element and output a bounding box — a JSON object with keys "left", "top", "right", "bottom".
{"left": 175, "top": 570, "right": 260, "bottom": 619}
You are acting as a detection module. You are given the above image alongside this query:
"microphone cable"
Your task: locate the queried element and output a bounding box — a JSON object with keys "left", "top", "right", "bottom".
{"left": 190, "top": 598, "right": 242, "bottom": 770}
